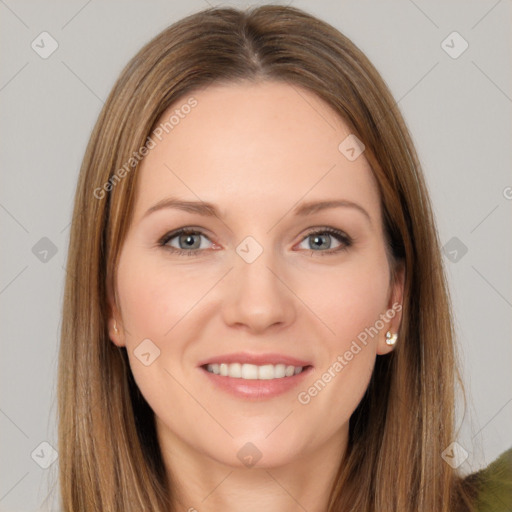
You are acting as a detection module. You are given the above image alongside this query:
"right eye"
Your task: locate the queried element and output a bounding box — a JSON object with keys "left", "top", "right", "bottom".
{"left": 159, "top": 228, "right": 215, "bottom": 256}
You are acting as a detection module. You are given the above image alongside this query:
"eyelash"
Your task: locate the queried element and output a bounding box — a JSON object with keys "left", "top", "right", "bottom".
{"left": 158, "top": 227, "right": 353, "bottom": 257}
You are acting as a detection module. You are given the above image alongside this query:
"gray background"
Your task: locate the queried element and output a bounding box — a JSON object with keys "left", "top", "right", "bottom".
{"left": 1, "top": 0, "right": 511, "bottom": 510}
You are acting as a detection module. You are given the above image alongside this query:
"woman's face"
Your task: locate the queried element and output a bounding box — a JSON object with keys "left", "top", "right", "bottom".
{"left": 109, "top": 81, "right": 403, "bottom": 470}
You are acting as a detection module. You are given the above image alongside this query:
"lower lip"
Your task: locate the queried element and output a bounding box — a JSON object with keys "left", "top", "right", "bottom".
{"left": 200, "top": 366, "right": 313, "bottom": 400}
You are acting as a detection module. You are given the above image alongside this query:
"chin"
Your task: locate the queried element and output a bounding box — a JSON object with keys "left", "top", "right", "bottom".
{"left": 208, "top": 432, "right": 306, "bottom": 470}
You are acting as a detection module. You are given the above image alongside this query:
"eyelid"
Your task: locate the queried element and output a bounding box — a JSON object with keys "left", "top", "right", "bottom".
{"left": 158, "top": 227, "right": 213, "bottom": 245}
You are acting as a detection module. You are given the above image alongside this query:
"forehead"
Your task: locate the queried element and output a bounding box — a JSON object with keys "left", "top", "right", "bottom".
{"left": 132, "top": 81, "right": 380, "bottom": 221}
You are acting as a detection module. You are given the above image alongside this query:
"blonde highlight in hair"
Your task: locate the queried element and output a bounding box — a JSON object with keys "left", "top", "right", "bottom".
{"left": 57, "top": 5, "right": 478, "bottom": 510}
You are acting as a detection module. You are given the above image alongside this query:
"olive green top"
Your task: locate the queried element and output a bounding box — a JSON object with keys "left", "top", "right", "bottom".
{"left": 472, "top": 447, "right": 512, "bottom": 511}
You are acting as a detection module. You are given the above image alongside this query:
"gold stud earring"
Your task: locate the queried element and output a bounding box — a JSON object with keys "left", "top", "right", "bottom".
{"left": 385, "top": 331, "right": 397, "bottom": 346}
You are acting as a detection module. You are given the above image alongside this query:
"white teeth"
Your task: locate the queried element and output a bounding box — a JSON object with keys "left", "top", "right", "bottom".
{"left": 285, "top": 365, "right": 295, "bottom": 377}
{"left": 205, "top": 363, "right": 305, "bottom": 379}
{"left": 258, "top": 364, "right": 274, "bottom": 380}
{"left": 274, "top": 364, "right": 286, "bottom": 378}
{"left": 229, "top": 362, "right": 242, "bottom": 378}
{"left": 241, "top": 364, "right": 258, "bottom": 379}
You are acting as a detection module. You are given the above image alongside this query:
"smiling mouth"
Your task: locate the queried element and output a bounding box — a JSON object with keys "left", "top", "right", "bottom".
{"left": 202, "top": 363, "right": 311, "bottom": 380}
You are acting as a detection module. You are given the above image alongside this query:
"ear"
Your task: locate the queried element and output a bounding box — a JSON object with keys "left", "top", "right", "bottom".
{"left": 107, "top": 286, "right": 126, "bottom": 348}
{"left": 377, "top": 262, "right": 404, "bottom": 355}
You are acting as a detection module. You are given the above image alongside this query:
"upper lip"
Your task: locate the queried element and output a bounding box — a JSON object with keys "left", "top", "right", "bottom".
{"left": 198, "top": 352, "right": 313, "bottom": 368}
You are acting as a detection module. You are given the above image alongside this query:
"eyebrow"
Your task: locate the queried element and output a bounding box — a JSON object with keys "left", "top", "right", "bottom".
{"left": 142, "top": 197, "right": 371, "bottom": 224}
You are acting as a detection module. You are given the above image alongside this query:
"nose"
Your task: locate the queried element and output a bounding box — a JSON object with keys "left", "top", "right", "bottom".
{"left": 221, "top": 247, "right": 296, "bottom": 334}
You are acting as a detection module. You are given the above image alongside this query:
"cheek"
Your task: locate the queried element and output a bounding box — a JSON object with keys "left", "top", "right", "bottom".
{"left": 336, "top": 272, "right": 388, "bottom": 338}
{"left": 116, "top": 250, "right": 211, "bottom": 341}
{"left": 306, "top": 253, "right": 391, "bottom": 344}
{"left": 295, "top": 258, "right": 389, "bottom": 426}
{"left": 301, "top": 251, "right": 389, "bottom": 383}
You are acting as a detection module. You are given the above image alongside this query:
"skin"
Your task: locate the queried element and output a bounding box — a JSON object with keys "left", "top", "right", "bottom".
{"left": 109, "top": 81, "right": 403, "bottom": 512}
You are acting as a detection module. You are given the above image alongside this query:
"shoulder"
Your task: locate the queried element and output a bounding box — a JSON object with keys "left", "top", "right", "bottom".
{"left": 465, "top": 447, "right": 512, "bottom": 511}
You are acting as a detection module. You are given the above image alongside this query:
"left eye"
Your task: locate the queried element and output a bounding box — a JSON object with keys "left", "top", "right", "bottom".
{"left": 297, "top": 229, "right": 350, "bottom": 252}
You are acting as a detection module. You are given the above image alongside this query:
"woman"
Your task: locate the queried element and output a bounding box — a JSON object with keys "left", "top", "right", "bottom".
{"left": 57, "top": 5, "right": 509, "bottom": 511}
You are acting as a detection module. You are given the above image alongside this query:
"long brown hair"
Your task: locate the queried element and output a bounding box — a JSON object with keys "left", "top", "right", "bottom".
{"left": 57, "top": 5, "right": 478, "bottom": 510}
